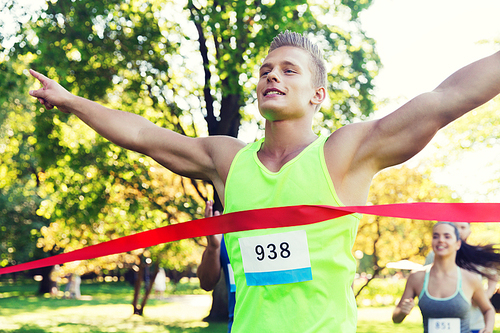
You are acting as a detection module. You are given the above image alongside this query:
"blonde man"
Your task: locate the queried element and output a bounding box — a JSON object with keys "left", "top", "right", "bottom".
{"left": 29, "top": 31, "right": 500, "bottom": 332}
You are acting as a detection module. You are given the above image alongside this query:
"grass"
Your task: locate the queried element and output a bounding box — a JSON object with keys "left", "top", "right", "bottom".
{"left": 0, "top": 279, "right": 226, "bottom": 333}
{"left": 2, "top": 279, "right": 500, "bottom": 332}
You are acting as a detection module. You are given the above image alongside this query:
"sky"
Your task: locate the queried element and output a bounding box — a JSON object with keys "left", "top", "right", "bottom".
{"left": 359, "top": 0, "right": 500, "bottom": 105}
{"left": 358, "top": 0, "right": 500, "bottom": 202}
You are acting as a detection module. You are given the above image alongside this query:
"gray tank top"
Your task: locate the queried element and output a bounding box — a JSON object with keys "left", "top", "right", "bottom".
{"left": 418, "top": 266, "right": 471, "bottom": 333}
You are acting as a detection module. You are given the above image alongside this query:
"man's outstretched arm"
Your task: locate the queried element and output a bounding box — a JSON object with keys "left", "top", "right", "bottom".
{"left": 346, "top": 50, "right": 500, "bottom": 174}
{"left": 28, "top": 69, "right": 244, "bottom": 182}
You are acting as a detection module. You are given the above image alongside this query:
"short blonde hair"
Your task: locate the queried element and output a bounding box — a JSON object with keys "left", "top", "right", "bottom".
{"left": 269, "top": 31, "right": 327, "bottom": 88}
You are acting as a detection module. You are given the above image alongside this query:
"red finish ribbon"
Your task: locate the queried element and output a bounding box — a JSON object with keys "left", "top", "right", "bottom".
{"left": 1, "top": 202, "right": 499, "bottom": 275}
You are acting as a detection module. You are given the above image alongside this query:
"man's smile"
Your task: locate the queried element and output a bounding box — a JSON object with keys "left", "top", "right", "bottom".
{"left": 263, "top": 88, "right": 286, "bottom": 97}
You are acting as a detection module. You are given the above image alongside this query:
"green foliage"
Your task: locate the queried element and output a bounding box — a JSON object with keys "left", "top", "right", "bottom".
{"left": 354, "top": 277, "right": 406, "bottom": 307}
{"left": 355, "top": 165, "right": 459, "bottom": 275}
{"left": 1, "top": 1, "right": 212, "bottom": 275}
{"left": 186, "top": 0, "right": 380, "bottom": 135}
{"left": 1, "top": 0, "right": 381, "bottom": 275}
{"left": 0, "top": 55, "right": 51, "bottom": 268}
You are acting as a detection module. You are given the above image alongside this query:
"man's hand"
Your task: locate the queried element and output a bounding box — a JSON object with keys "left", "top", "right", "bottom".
{"left": 197, "top": 200, "right": 223, "bottom": 291}
{"left": 28, "top": 69, "right": 72, "bottom": 113}
{"left": 205, "top": 201, "right": 222, "bottom": 249}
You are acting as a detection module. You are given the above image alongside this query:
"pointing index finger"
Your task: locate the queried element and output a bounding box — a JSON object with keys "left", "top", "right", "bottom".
{"left": 29, "top": 69, "right": 48, "bottom": 84}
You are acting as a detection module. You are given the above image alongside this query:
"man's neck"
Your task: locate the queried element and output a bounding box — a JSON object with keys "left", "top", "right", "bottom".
{"left": 261, "top": 118, "right": 317, "bottom": 155}
{"left": 257, "top": 119, "right": 317, "bottom": 172}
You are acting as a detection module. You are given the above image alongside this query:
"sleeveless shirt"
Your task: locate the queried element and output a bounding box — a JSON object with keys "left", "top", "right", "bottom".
{"left": 224, "top": 135, "right": 361, "bottom": 332}
{"left": 418, "top": 266, "right": 471, "bottom": 333}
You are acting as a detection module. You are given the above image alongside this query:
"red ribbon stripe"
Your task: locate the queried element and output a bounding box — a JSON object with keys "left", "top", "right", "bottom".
{"left": 1, "top": 202, "right": 498, "bottom": 275}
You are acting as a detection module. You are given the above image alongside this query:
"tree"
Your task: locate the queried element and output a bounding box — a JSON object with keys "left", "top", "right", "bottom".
{"left": 353, "top": 165, "right": 459, "bottom": 297}
{"left": 1, "top": 0, "right": 211, "bottom": 305}
{"left": 3, "top": 0, "right": 381, "bottom": 316}
{"left": 0, "top": 55, "right": 54, "bottom": 290}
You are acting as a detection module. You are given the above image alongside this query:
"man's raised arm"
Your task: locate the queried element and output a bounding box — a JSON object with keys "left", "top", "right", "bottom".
{"left": 358, "top": 50, "right": 500, "bottom": 172}
{"left": 28, "top": 69, "right": 243, "bottom": 182}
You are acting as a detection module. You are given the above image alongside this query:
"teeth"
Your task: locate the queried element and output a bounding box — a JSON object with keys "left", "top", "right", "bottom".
{"left": 265, "top": 90, "right": 284, "bottom": 96}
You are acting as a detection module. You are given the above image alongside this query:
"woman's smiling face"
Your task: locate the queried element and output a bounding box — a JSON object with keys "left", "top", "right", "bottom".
{"left": 432, "top": 223, "right": 461, "bottom": 256}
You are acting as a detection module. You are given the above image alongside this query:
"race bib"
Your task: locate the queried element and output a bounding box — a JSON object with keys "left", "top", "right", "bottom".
{"left": 238, "top": 230, "right": 312, "bottom": 286}
{"left": 428, "top": 318, "right": 460, "bottom": 333}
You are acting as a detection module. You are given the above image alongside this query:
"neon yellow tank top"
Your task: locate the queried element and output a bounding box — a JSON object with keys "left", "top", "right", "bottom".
{"left": 224, "top": 135, "right": 361, "bottom": 332}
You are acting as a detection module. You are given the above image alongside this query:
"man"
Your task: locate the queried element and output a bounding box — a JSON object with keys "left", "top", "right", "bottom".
{"left": 197, "top": 200, "right": 236, "bottom": 332}
{"left": 425, "top": 222, "right": 498, "bottom": 333}
{"left": 29, "top": 31, "right": 500, "bottom": 332}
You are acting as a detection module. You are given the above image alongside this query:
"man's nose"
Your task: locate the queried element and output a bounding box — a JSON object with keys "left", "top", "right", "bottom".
{"left": 267, "top": 69, "right": 280, "bottom": 82}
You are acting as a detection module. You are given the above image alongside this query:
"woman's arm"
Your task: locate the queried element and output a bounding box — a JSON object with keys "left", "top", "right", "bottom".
{"left": 393, "top": 272, "right": 419, "bottom": 323}
{"left": 470, "top": 274, "right": 495, "bottom": 333}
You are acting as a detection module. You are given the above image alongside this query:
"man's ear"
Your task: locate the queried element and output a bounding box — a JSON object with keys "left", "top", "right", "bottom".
{"left": 311, "top": 86, "right": 326, "bottom": 107}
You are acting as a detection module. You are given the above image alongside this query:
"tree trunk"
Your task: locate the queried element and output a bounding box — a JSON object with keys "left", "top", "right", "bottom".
{"left": 37, "top": 265, "right": 55, "bottom": 295}
{"left": 188, "top": 11, "right": 241, "bottom": 322}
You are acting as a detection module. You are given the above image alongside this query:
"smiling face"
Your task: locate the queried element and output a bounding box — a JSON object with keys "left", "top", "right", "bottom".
{"left": 432, "top": 223, "right": 461, "bottom": 257}
{"left": 256, "top": 46, "right": 325, "bottom": 121}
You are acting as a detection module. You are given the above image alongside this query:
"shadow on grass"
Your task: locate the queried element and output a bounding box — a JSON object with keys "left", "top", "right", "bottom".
{"left": 4, "top": 325, "right": 47, "bottom": 333}
{"left": 4, "top": 322, "right": 227, "bottom": 333}
{"left": 0, "top": 281, "right": 140, "bottom": 313}
{"left": 0, "top": 294, "right": 132, "bottom": 312}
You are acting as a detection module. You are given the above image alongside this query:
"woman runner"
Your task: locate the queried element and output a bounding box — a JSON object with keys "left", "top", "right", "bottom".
{"left": 393, "top": 222, "right": 499, "bottom": 333}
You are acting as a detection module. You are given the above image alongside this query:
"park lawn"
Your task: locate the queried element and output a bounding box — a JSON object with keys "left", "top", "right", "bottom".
{"left": 0, "top": 280, "right": 226, "bottom": 333}
{"left": 2, "top": 281, "right": 500, "bottom": 332}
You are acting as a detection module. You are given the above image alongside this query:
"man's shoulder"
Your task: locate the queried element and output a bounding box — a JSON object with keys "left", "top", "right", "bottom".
{"left": 203, "top": 135, "right": 247, "bottom": 155}
{"left": 326, "top": 120, "right": 376, "bottom": 138}
{"left": 323, "top": 120, "right": 379, "bottom": 159}
{"left": 204, "top": 135, "right": 247, "bottom": 146}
